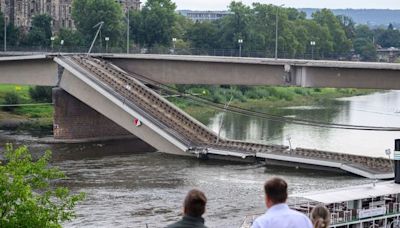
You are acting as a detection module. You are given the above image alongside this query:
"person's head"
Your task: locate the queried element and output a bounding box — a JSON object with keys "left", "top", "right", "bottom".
{"left": 264, "top": 177, "right": 288, "bottom": 208}
{"left": 310, "top": 205, "right": 331, "bottom": 228}
{"left": 183, "top": 189, "right": 207, "bottom": 218}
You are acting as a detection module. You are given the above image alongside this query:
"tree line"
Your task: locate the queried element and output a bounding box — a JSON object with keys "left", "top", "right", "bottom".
{"left": 0, "top": 0, "right": 399, "bottom": 61}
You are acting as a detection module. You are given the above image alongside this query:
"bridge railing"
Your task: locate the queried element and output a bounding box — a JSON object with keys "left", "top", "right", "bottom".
{"left": 0, "top": 45, "right": 388, "bottom": 62}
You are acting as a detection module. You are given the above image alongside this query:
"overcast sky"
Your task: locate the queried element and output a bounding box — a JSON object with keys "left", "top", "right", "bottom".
{"left": 166, "top": 0, "right": 400, "bottom": 10}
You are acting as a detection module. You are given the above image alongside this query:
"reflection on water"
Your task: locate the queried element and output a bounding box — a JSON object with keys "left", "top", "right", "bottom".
{"left": 1, "top": 91, "right": 399, "bottom": 227}
{"left": 207, "top": 91, "right": 400, "bottom": 158}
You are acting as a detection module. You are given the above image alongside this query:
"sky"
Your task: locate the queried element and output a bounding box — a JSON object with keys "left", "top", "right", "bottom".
{"left": 167, "top": 0, "right": 400, "bottom": 10}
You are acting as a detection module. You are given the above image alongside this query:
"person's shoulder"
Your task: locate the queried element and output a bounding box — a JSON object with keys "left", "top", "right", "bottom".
{"left": 288, "top": 209, "right": 313, "bottom": 227}
{"left": 165, "top": 220, "right": 182, "bottom": 228}
{"left": 251, "top": 213, "right": 270, "bottom": 228}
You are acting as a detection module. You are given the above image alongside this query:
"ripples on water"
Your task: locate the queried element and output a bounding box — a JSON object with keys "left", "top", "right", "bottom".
{"left": 0, "top": 133, "right": 372, "bottom": 228}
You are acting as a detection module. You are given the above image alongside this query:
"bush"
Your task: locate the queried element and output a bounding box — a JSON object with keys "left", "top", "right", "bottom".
{"left": 3, "top": 92, "right": 21, "bottom": 111}
{"left": 29, "top": 86, "right": 52, "bottom": 103}
{"left": 0, "top": 144, "right": 85, "bottom": 228}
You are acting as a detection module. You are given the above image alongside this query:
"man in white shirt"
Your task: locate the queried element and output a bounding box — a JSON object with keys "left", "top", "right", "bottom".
{"left": 251, "top": 177, "right": 313, "bottom": 228}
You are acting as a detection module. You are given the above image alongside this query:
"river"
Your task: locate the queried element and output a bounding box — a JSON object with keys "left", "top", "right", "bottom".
{"left": 2, "top": 91, "right": 400, "bottom": 228}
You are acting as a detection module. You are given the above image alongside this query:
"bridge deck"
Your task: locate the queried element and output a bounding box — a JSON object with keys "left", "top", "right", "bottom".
{"left": 56, "top": 55, "right": 393, "bottom": 179}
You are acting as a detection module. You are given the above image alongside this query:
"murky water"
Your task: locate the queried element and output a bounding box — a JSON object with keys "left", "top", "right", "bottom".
{"left": 1, "top": 91, "right": 399, "bottom": 227}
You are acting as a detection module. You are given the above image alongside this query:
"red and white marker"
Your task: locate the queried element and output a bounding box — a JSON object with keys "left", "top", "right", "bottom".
{"left": 133, "top": 118, "right": 142, "bottom": 127}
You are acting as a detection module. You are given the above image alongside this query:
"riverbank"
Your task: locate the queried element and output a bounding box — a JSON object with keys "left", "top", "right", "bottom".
{"left": 173, "top": 87, "right": 377, "bottom": 120}
{"left": 0, "top": 84, "right": 376, "bottom": 134}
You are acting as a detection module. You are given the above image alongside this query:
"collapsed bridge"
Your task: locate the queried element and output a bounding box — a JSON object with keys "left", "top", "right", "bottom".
{"left": 52, "top": 55, "right": 393, "bottom": 179}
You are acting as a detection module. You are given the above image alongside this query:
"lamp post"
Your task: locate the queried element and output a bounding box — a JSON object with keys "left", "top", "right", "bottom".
{"left": 172, "top": 37, "right": 177, "bottom": 54}
{"left": 3, "top": 13, "right": 6, "bottom": 52}
{"left": 127, "top": 8, "right": 130, "bottom": 54}
{"left": 310, "top": 41, "right": 316, "bottom": 59}
{"left": 238, "top": 39, "right": 243, "bottom": 57}
{"left": 105, "top": 37, "right": 109, "bottom": 53}
{"left": 275, "top": 4, "right": 284, "bottom": 60}
{"left": 58, "top": 39, "right": 64, "bottom": 54}
{"left": 50, "top": 36, "right": 55, "bottom": 52}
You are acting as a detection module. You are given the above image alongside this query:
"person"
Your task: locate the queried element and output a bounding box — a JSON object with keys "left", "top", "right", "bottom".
{"left": 166, "top": 189, "right": 207, "bottom": 228}
{"left": 310, "top": 205, "right": 330, "bottom": 228}
{"left": 251, "top": 177, "right": 313, "bottom": 228}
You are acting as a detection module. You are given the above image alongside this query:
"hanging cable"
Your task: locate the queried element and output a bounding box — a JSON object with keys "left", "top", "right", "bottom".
{"left": 106, "top": 62, "right": 400, "bottom": 131}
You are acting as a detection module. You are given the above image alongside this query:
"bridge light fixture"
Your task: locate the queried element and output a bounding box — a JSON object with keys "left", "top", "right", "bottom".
{"left": 310, "top": 41, "right": 316, "bottom": 60}
{"left": 238, "top": 39, "right": 243, "bottom": 57}
{"left": 105, "top": 37, "right": 110, "bottom": 53}
{"left": 172, "top": 37, "right": 177, "bottom": 54}
{"left": 50, "top": 36, "right": 55, "bottom": 52}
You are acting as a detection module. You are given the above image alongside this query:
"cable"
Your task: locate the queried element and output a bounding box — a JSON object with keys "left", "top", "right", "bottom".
{"left": 106, "top": 61, "right": 400, "bottom": 131}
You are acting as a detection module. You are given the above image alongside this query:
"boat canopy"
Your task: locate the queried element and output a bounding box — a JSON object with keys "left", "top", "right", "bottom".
{"left": 290, "top": 181, "right": 400, "bottom": 204}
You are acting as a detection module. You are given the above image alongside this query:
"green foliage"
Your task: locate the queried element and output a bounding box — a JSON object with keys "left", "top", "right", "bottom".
{"left": 140, "top": 0, "right": 177, "bottom": 47}
{"left": 26, "top": 14, "right": 52, "bottom": 47}
{"left": 3, "top": 92, "right": 20, "bottom": 111}
{"left": 72, "top": 0, "right": 124, "bottom": 46}
{"left": 29, "top": 86, "right": 52, "bottom": 103}
{"left": 0, "top": 144, "right": 84, "bottom": 228}
{"left": 56, "top": 29, "right": 84, "bottom": 47}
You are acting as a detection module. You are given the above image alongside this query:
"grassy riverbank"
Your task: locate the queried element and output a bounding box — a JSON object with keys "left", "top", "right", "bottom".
{"left": 169, "top": 86, "right": 376, "bottom": 120}
{"left": 0, "top": 84, "right": 53, "bottom": 134}
{"left": 0, "top": 84, "right": 376, "bottom": 133}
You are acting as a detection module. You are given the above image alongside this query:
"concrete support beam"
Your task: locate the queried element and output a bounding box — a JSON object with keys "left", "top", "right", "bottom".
{"left": 53, "top": 87, "right": 132, "bottom": 140}
{"left": 109, "top": 58, "right": 286, "bottom": 86}
{"left": 0, "top": 56, "right": 57, "bottom": 86}
{"left": 58, "top": 68, "right": 189, "bottom": 156}
{"left": 106, "top": 54, "right": 400, "bottom": 89}
{"left": 294, "top": 67, "right": 400, "bottom": 89}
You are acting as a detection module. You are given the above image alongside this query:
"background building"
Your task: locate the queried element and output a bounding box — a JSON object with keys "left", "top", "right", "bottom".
{"left": 178, "top": 10, "right": 230, "bottom": 22}
{"left": 0, "top": 0, "right": 141, "bottom": 32}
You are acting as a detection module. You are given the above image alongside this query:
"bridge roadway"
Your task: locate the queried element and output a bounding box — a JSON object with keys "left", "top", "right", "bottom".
{"left": 53, "top": 55, "right": 393, "bottom": 179}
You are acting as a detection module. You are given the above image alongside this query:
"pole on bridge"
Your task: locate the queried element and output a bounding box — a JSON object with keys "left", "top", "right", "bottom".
{"left": 395, "top": 139, "right": 400, "bottom": 184}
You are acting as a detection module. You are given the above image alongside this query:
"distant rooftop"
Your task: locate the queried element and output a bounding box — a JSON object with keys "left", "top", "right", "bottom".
{"left": 177, "top": 10, "right": 231, "bottom": 22}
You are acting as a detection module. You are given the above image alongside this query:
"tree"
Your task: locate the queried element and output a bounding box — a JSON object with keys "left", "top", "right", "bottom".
{"left": 0, "top": 144, "right": 84, "bottom": 227}
{"left": 186, "top": 21, "right": 218, "bottom": 50}
{"left": 26, "top": 14, "right": 52, "bottom": 47}
{"left": 312, "top": 9, "right": 351, "bottom": 56}
{"left": 140, "top": 0, "right": 177, "bottom": 47}
{"left": 72, "top": 0, "right": 124, "bottom": 47}
{"left": 354, "top": 38, "right": 377, "bottom": 61}
{"left": 56, "top": 28, "right": 84, "bottom": 49}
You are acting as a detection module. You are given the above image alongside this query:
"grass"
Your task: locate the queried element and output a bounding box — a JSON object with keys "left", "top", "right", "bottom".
{"left": 0, "top": 84, "right": 31, "bottom": 103}
{"left": 0, "top": 84, "right": 53, "bottom": 133}
{"left": 169, "top": 86, "right": 377, "bottom": 117}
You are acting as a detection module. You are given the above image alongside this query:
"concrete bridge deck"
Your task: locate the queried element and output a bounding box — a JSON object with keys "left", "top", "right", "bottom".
{"left": 53, "top": 55, "right": 393, "bottom": 179}
{"left": 1, "top": 53, "right": 400, "bottom": 89}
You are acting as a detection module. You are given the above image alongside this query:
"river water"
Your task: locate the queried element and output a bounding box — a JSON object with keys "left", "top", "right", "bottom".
{"left": 2, "top": 91, "right": 400, "bottom": 228}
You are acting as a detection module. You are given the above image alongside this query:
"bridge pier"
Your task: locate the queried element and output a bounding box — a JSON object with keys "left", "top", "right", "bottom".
{"left": 52, "top": 87, "right": 152, "bottom": 145}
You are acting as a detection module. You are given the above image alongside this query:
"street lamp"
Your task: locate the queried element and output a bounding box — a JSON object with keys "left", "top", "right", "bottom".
{"left": 50, "top": 36, "right": 55, "bottom": 52}
{"left": 58, "top": 39, "right": 64, "bottom": 54}
{"left": 105, "top": 37, "right": 109, "bottom": 53}
{"left": 172, "top": 37, "right": 177, "bottom": 54}
{"left": 126, "top": 8, "right": 130, "bottom": 54}
{"left": 238, "top": 39, "right": 243, "bottom": 57}
{"left": 3, "top": 14, "right": 6, "bottom": 52}
{"left": 310, "top": 41, "right": 316, "bottom": 59}
{"left": 275, "top": 4, "right": 285, "bottom": 60}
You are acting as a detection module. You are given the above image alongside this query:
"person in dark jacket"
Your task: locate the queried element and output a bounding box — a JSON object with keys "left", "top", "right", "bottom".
{"left": 166, "top": 189, "right": 207, "bottom": 228}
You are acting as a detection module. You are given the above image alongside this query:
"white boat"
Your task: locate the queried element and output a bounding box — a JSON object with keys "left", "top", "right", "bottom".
{"left": 241, "top": 181, "right": 400, "bottom": 228}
